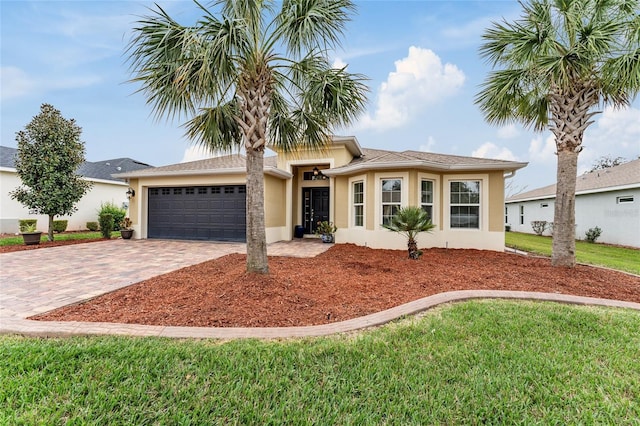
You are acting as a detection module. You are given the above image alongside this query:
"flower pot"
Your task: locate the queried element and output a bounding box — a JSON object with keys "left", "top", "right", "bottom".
{"left": 21, "top": 232, "right": 42, "bottom": 246}
{"left": 321, "top": 234, "right": 334, "bottom": 243}
{"left": 120, "top": 229, "right": 134, "bottom": 240}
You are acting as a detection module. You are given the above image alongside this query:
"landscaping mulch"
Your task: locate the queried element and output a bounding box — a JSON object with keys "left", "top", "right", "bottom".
{"left": 0, "top": 237, "right": 109, "bottom": 253}
{"left": 32, "top": 244, "right": 640, "bottom": 328}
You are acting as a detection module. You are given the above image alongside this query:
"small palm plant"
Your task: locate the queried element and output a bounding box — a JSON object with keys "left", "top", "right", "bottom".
{"left": 383, "top": 206, "right": 435, "bottom": 259}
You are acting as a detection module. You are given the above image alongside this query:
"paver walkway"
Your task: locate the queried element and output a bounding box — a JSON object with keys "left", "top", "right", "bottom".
{"left": 1, "top": 239, "right": 638, "bottom": 339}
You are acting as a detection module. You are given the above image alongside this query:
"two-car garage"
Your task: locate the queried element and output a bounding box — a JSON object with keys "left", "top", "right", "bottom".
{"left": 147, "top": 185, "right": 246, "bottom": 242}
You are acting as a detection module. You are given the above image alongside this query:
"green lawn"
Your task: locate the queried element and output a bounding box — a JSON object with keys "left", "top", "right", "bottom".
{"left": 1, "top": 301, "right": 639, "bottom": 424}
{"left": 0, "top": 231, "right": 119, "bottom": 246}
{"left": 505, "top": 232, "right": 640, "bottom": 275}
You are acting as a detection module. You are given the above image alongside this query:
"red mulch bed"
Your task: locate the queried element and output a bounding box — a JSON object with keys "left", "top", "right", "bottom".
{"left": 0, "top": 237, "right": 110, "bottom": 253}
{"left": 31, "top": 244, "right": 640, "bottom": 328}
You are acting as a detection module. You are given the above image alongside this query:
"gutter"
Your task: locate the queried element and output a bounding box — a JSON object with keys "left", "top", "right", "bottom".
{"left": 322, "top": 160, "right": 528, "bottom": 176}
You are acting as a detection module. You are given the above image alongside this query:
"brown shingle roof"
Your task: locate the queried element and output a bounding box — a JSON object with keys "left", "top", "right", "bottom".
{"left": 507, "top": 158, "right": 640, "bottom": 202}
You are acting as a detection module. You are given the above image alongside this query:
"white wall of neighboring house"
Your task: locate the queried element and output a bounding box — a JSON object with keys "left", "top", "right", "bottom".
{"left": 1, "top": 168, "right": 129, "bottom": 233}
{"left": 506, "top": 187, "right": 640, "bottom": 248}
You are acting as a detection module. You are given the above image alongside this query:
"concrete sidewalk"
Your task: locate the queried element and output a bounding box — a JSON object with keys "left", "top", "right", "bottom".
{"left": 1, "top": 239, "right": 638, "bottom": 339}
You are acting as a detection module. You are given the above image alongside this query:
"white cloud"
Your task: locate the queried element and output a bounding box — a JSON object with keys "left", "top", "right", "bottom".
{"left": 0, "top": 67, "right": 35, "bottom": 100}
{"left": 181, "top": 145, "right": 217, "bottom": 163}
{"left": 419, "top": 136, "right": 437, "bottom": 152}
{"left": 472, "top": 142, "right": 518, "bottom": 161}
{"left": 497, "top": 124, "right": 519, "bottom": 139}
{"left": 528, "top": 134, "right": 556, "bottom": 163}
{"left": 357, "top": 46, "right": 465, "bottom": 131}
{"left": 332, "top": 57, "right": 347, "bottom": 69}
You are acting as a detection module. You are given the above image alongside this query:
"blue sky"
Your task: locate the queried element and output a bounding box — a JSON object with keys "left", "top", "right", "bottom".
{"left": 2, "top": 0, "right": 639, "bottom": 192}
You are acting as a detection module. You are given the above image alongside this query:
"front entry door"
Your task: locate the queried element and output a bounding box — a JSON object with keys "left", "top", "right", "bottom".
{"left": 302, "top": 187, "right": 329, "bottom": 234}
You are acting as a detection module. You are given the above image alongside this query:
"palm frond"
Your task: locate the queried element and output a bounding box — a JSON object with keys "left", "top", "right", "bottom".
{"left": 183, "top": 102, "right": 242, "bottom": 153}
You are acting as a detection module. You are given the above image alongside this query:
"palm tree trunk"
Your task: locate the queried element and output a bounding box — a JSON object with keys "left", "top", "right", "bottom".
{"left": 408, "top": 238, "right": 418, "bottom": 259}
{"left": 246, "top": 147, "right": 269, "bottom": 274}
{"left": 552, "top": 150, "right": 577, "bottom": 267}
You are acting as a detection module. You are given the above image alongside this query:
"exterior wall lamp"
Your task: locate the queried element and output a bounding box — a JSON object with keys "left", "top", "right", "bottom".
{"left": 126, "top": 187, "right": 136, "bottom": 199}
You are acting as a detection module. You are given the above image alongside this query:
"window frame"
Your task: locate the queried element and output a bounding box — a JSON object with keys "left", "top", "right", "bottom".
{"left": 519, "top": 205, "right": 524, "bottom": 225}
{"left": 417, "top": 172, "right": 440, "bottom": 226}
{"left": 444, "top": 175, "right": 488, "bottom": 231}
{"left": 375, "top": 172, "right": 409, "bottom": 228}
{"left": 352, "top": 180, "right": 364, "bottom": 227}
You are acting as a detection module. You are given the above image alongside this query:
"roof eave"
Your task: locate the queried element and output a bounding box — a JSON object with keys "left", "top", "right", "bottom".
{"left": 323, "top": 160, "right": 528, "bottom": 176}
{"left": 113, "top": 166, "right": 292, "bottom": 180}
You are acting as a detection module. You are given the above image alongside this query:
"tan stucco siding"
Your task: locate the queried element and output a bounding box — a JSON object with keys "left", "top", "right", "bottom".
{"left": 265, "top": 175, "right": 286, "bottom": 227}
{"left": 488, "top": 171, "right": 505, "bottom": 232}
{"left": 128, "top": 178, "right": 139, "bottom": 226}
{"left": 276, "top": 145, "right": 353, "bottom": 170}
{"left": 333, "top": 176, "right": 349, "bottom": 229}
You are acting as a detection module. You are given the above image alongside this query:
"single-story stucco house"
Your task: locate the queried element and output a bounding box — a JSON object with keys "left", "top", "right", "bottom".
{"left": 0, "top": 145, "right": 152, "bottom": 233}
{"left": 505, "top": 158, "right": 640, "bottom": 248}
{"left": 115, "top": 136, "right": 527, "bottom": 252}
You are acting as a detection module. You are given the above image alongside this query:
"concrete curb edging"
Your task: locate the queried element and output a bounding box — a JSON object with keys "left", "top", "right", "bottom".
{"left": 2, "top": 290, "right": 639, "bottom": 340}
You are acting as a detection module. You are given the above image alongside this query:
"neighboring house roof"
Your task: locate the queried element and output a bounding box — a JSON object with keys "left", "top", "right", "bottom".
{"left": 506, "top": 158, "right": 640, "bottom": 202}
{"left": 0, "top": 145, "right": 152, "bottom": 182}
{"left": 323, "top": 148, "right": 527, "bottom": 176}
{"left": 113, "top": 154, "right": 290, "bottom": 179}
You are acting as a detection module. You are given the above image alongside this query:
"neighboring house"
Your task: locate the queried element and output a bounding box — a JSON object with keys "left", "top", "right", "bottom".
{"left": 505, "top": 158, "right": 640, "bottom": 248}
{"left": 115, "top": 136, "right": 527, "bottom": 251}
{"left": 0, "top": 146, "right": 152, "bottom": 233}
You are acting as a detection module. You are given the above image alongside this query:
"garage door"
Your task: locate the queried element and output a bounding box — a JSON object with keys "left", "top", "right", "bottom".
{"left": 148, "top": 185, "right": 246, "bottom": 242}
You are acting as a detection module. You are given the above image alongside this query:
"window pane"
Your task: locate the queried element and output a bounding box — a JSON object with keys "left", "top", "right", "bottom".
{"left": 382, "top": 192, "right": 391, "bottom": 203}
{"left": 421, "top": 205, "right": 433, "bottom": 220}
{"left": 391, "top": 192, "right": 401, "bottom": 203}
{"left": 451, "top": 206, "right": 479, "bottom": 229}
{"left": 354, "top": 205, "right": 363, "bottom": 226}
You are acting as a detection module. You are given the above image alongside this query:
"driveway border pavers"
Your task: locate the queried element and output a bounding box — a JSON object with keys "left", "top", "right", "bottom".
{"left": 1, "top": 239, "right": 639, "bottom": 340}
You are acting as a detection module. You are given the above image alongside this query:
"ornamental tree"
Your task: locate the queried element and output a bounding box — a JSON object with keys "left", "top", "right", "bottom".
{"left": 10, "top": 104, "right": 93, "bottom": 241}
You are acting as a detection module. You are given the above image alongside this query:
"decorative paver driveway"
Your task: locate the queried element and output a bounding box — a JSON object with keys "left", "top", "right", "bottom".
{"left": 0, "top": 238, "right": 330, "bottom": 319}
{"left": 1, "top": 239, "right": 638, "bottom": 339}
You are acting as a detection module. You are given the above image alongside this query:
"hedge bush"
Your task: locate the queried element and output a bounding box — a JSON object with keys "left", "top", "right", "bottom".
{"left": 99, "top": 213, "right": 114, "bottom": 239}
{"left": 52, "top": 220, "right": 68, "bottom": 233}
{"left": 86, "top": 221, "right": 99, "bottom": 231}
{"left": 97, "top": 202, "right": 126, "bottom": 231}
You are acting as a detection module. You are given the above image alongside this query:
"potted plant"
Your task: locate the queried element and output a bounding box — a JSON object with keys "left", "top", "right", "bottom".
{"left": 20, "top": 222, "right": 42, "bottom": 246}
{"left": 315, "top": 221, "right": 337, "bottom": 243}
{"left": 119, "top": 217, "right": 134, "bottom": 239}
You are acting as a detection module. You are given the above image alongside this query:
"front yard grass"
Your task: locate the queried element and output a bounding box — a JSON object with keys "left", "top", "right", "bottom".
{"left": 0, "top": 231, "right": 118, "bottom": 246}
{"left": 1, "top": 300, "right": 639, "bottom": 424}
{"left": 505, "top": 232, "right": 640, "bottom": 275}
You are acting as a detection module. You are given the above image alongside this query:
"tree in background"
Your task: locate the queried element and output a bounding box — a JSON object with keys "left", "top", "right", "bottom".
{"left": 589, "top": 155, "right": 628, "bottom": 172}
{"left": 476, "top": 0, "right": 640, "bottom": 267}
{"left": 127, "top": 0, "right": 368, "bottom": 274}
{"left": 10, "top": 104, "right": 93, "bottom": 241}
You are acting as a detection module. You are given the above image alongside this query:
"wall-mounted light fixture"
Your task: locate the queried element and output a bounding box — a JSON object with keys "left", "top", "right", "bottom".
{"left": 312, "top": 166, "right": 320, "bottom": 176}
{"left": 126, "top": 187, "right": 136, "bottom": 199}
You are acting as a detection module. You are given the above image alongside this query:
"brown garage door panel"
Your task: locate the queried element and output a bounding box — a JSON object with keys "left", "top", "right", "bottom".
{"left": 148, "top": 186, "right": 246, "bottom": 242}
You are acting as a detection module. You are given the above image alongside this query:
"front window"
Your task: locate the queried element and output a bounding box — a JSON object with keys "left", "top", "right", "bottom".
{"left": 519, "top": 205, "right": 524, "bottom": 225}
{"left": 353, "top": 181, "right": 364, "bottom": 227}
{"left": 450, "top": 180, "right": 480, "bottom": 229}
{"left": 421, "top": 180, "right": 434, "bottom": 221}
{"left": 381, "top": 179, "right": 402, "bottom": 226}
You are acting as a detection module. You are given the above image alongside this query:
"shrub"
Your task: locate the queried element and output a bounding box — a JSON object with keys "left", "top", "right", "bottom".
{"left": 99, "top": 213, "right": 114, "bottom": 239}
{"left": 530, "top": 220, "right": 547, "bottom": 236}
{"left": 18, "top": 219, "right": 37, "bottom": 232}
{"left": 52, "top": 220, "right": 68, "bottom": 233}
{"left": 86, "top": 221, "right": 99, "bottom": 231}
{"left": 547, "top": 222, "right": 554, "bottom": 236}
{"left": 97, "top": 202, "right": 126, "bottom": 231}
{"left": 505, "top": 224, "right": 511, "bottom": 232}
{"left": 585, "top": 226, "right": 602, "bottom": 243}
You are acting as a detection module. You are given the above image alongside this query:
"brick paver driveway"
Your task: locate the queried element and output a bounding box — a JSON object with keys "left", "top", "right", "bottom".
{"left": 1, "top": 239, "right": 246, "bottom": 319}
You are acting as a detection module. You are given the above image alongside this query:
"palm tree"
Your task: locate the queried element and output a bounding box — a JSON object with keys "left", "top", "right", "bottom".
{"left": 475, "top": 0, "right": 639, "bottom": 267}
{"left": 127, "top": 0, "right": 368, "bottom": 274}
{"left": 383, "top": 206, "right": 435, "bottom": 259}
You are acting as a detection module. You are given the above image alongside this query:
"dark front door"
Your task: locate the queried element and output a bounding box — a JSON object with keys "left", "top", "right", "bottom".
{"left": 302, "top": 187, "right": 329, "bottom": 234}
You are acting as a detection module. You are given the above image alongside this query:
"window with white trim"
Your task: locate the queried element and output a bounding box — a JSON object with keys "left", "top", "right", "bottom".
{"left": 519, "top": 205, "right": 524, "bottom": 225}
{"left": 353, "top": 181, "right": 364, "bottom": 227}
{"left": 450, "top": 180, "right": 480, "bottom": 229}
{"left": 421, "top": 180, "right": 434, "bottom": 221}
{"left": 381, "top": 179, "right": 402, "bottom": 226}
